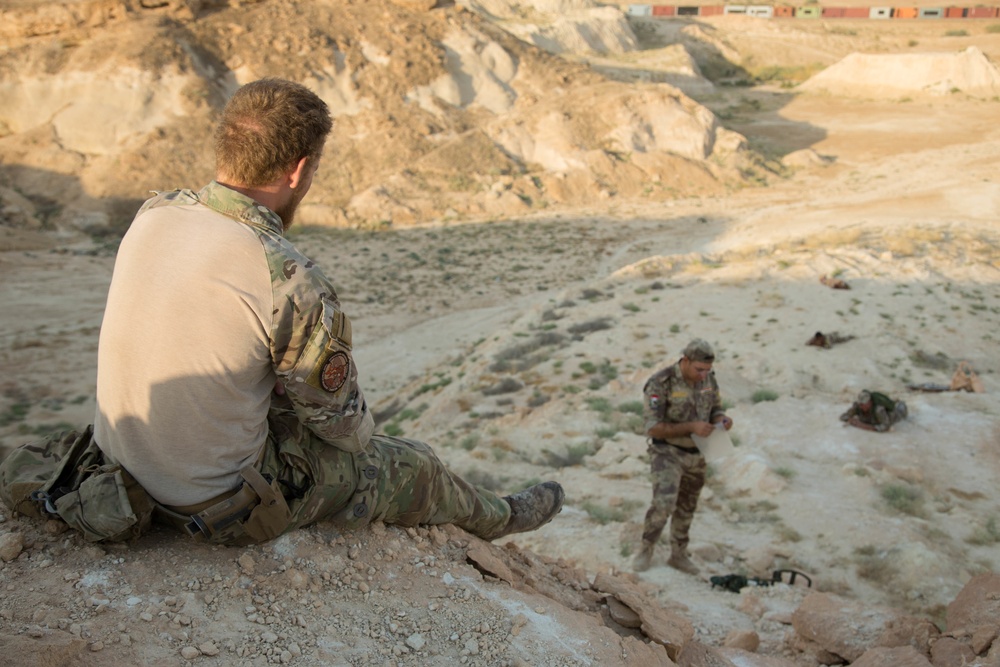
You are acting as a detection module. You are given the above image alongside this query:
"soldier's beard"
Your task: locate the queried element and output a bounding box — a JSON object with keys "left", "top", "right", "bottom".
{"left": 275, "top": 187, "right": 308, "bottom": 231}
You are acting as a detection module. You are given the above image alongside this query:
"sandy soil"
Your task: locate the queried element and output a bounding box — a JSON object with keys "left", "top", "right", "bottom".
{"left": 1, "top": 4, "right": 999, "bottom": 667}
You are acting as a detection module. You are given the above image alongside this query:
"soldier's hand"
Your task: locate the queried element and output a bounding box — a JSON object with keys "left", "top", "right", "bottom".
{"left": 690, "top": 421, "right": 714, "bottom": 437}
{"left": 847, "top": 416, "right": 870, "bottom": 431}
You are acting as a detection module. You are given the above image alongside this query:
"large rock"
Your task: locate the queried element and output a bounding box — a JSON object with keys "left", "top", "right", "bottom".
{"left": 941, "top": 572, "right": 1000, "bottom": 663}
{"left": 930, "top": 636, "right": 977, "bottom": 667}
{"left": 946, "top": 573, "right": 1000, "bottom": 638}
{"left": 790, "top": 592, "right": 939, "bottom": 663}
{"left": 593, "top": 571, "right": 695, "bottom": 660}
{"left": 851, "top": 645, "right": 933, "bottom": 667}
{"left": 677, "top": 640, "right": 737, "bottom": 667}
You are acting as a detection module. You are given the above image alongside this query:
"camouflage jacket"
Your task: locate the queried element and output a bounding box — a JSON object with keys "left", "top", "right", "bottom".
{"left": 838, "top": 391, "right": 899, "bottom": 433}
{"left": 140, "top": 182, "right": 373, "bottom": 452}
{"left": 643, "top": 361, "right": 724, "bottom": 448}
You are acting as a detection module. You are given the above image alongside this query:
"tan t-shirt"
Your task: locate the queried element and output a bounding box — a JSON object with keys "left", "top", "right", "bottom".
{"left": 94, "top": 202, "right": 274, "bottom": 505}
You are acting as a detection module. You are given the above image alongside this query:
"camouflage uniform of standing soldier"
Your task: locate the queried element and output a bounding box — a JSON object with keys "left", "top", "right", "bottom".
{"left": 0, "top": 78, "right": 563, "bottom": 546}
{"left": 632, "top": 339, "right": 732, "bottom": 574}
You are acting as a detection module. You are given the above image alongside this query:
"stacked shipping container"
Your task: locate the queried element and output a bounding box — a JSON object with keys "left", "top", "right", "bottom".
{"left": 627, "top": 5, "right": 1000, "bottom": 19}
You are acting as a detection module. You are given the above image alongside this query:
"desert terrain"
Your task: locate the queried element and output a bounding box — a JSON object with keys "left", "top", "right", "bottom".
{"left": 1, "top": 1, "right": 999, "bottom": 666}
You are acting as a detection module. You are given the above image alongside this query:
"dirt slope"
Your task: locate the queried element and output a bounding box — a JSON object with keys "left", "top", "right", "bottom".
{"left": 0, "top": 0, "right": 754, "bottom": 234}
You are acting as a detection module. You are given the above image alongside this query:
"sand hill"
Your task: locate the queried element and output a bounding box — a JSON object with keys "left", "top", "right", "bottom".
{"left": 0, "top": 0, "right": 754, "bottom": 237}
{"left": 799, "top": 46, "right": 1000, "bottom": 98}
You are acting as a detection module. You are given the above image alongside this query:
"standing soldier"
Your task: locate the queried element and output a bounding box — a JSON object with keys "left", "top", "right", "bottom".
{"left": 633, "top": 339, "right": 733, "bottom": 574}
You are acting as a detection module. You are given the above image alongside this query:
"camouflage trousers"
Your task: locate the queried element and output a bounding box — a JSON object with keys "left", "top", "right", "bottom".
{"left": 0, "top": 406, "right": 511, "bottom": 546}
{"left": 244, "top": 404, "right": 511, "bottom": 543}
{"left": 640, "top": 443, "right": 706, "bottom": 553}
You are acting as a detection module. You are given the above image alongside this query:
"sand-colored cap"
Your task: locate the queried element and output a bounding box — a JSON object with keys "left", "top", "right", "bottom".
{"left": 857, "top": 390, "right": 872, "bottom": 404}
{"left": 683, "top": 338, "right": 715, "bottom": 362}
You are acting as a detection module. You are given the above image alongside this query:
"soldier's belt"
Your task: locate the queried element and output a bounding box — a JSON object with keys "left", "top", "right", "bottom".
{"left": 651, "top": 439, "right": 700, "bottom": 454}
{"left": 156, "top": 465, "right": 280, "bottom": 540}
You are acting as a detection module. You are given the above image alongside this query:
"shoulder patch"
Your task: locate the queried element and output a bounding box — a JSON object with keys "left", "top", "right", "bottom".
{"left": 320, "top": 352, "right": 350, "bottom": 392}
{"left": 648, "top": 394, "right": 660, "bottom": 409}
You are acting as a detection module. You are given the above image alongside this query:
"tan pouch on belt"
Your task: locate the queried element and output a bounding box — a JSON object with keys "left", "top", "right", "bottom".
{"left": 240, "top": 465, "right": 292, "bottom": 543}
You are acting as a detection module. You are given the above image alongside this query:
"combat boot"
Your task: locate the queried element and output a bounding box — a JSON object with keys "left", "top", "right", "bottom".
{"left": 487, "top": 481, "right": 564, "bottom": 540}
{"left": 667, "top": 550, "right": 700, "bottom": 575}
{"left": 632, "top": 541, "right": 655, "bottom": 572}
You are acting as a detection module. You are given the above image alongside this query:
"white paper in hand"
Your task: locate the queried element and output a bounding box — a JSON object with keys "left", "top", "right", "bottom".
{"left": 691, "top": 423, "right": 735, "bottom": 462}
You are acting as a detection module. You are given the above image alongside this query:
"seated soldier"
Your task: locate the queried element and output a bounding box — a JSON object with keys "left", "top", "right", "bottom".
{"left": 840, "top": 390, "right": 908, "bottom": 432}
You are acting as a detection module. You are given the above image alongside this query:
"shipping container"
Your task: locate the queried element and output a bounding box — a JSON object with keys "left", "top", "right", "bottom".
{"left": 628, "top": 4, "right": 652, "bottom": 16}
{"left": 677, "top": 6, "right": 700, "bottom": 16}
{"left": 844, "top": 7, "right": 870, "bottom": 18}
{"left": 870, "top": 7, "right": 893, "bottom": 19}
{"left": 699, "top": 6, "right": 725, "bottom": 16}
{"left": 724, "top": 5, "right": 748, "bottom": 15}
{"left": 796, "top": 6, "right": 821, "bottom": 18}
{"left": 652, "top": 5, "right": 676, "bottom": 16}
{"left": 774, "top": 6, "right": 796, "bottom": 18}
{"left": 893, "top": 7, "right": 919, "bottom": 18}
{"left": 967, "top": 7, "right": 998, "bottom": 18}
{"left": 822, "top": 7, "right": 846, "bottom": 17}
{"left": 748, "top": 6, "right": 774, "bottom": 18}
{"left": 919, "top": 7, "right": 944, "bottom": 18}
{"left": 944, "top": 7, "right": 966, "bottom": 18}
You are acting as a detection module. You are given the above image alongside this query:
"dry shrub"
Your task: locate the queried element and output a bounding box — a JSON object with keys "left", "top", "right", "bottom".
{"left": 756, "top": 292, "right": 786, "bottom": 308}
{"left": 489, "top": 332, "right": 567, "bottom": 372}
{"left": 880, "top": 482, "right": 926, "bottom": 518}
{"left": 481, "top": 377, "right": 524, "bottom": 396}
{"left": 488, "top": 437, "right": 516, "bottom": 453}
{"left": 790, "top": 228, "right": 864, "bottom": 251}
{"left": 883, "top": 226, "right": 945, "bottom": 258}
{"left": 629, "top": 256, "right": 680, "bottom": 278}
{"left": 854, "top": 545, "right": 896, "bottom": 586}
{"left": 567, "top": 318, "right": 614, "bottom": 336}
{"left": 909, "top": 350, "right": 950, "bottom": 370}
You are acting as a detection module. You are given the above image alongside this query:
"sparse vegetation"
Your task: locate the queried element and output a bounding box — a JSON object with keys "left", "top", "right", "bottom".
{"left": 880, "top": 483, "right": 926, "bottom": 517}
{"left": 415, "top": 374, "right": 452, "bottom": 396}
{"left": 490, "top": 333, "right": 566, "bottom": 373}
{"left": 775, "top": 466, "right": 796, "bottom": 480}
{"left": 618, "top": 400, "right": 644, "bottom": 416}
{"left": 567, "top": 317, "right": 614, "bottom": 336}
{"left": 776, "top": 525, "right": 803, "bottom": 543}
{"left": 581, "top": 499, "right": 643, "bottom": 525}
{"left": 544, "top": 441, "right": 596, "bottom": 467}
{"left": 0, "top": 401, "right": 31, "bottom": 427}
{"left": 728, "top": 499, "right": 781, "bottom": 524}
{"left": 752, "top": 389, "right": 779, "bottom": 403}
{"left": 967, "top": 515, "right": 1000, "bottom": 545}
{"left": 854, "top": 545, "right": 896, "bottom": 585}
